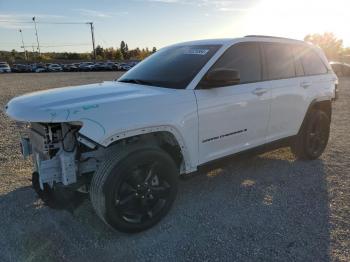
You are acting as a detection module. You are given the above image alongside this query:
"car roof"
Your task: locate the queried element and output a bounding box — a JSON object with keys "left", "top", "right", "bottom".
{"left": 171, "top": 36, "right": 307, "bottom": 48}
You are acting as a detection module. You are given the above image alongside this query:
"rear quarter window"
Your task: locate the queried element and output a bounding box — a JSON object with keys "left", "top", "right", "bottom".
{"left": 295, "top": 46, "right": 328, "bottom": 75}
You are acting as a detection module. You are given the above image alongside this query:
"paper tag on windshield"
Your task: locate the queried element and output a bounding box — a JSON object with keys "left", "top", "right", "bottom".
{"left": 184, "top": 49, "right": 209, "bottom": 55}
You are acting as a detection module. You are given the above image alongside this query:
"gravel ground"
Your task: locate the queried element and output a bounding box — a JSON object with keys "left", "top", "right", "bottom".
{"left": 0, "top": 72, "right": 349, "bottom": 261}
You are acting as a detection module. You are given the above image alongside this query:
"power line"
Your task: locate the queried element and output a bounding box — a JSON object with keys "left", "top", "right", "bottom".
{"left": 0, "top": 42, "right": 91, "bottom": 45}
{"left": 21, "top": 43, "right": 91, "bottom": 48}
{"left": 0, "top": 20, "right": 33, "bottom": 23}
{"left": 36, "top": 22, "right": 89, "bottom": 25}
{"left": 0, "top": 18, "right": 96, "bottom": 56}
{"left": 0, "top": 20, "right": 88, "bottom": 25}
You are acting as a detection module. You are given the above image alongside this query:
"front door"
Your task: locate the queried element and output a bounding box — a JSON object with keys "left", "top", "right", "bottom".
{"left": 194, "top": 42, "right": 271, "bottom": 164}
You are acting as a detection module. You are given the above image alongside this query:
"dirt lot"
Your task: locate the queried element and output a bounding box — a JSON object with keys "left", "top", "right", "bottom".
{"left": 0, "top": 72, "right": 349, "bottom": 261}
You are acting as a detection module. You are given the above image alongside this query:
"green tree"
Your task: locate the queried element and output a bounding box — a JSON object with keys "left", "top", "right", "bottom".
{"left": 120, "top": 41, "right": 129, "bottom": 59}
{"left": 115, "top": 48, "right": 124, "bottom": 60}
{"left": 95, "top": 45, "right": 104, "bottom": 59}
{"left": 67, "top": 53, "right": 80, "bottom": 60}
{"left": 104, "top": 47, "right": 116, "bottom": 60}
{"left": 304, "top": 32, "right": 343, "bottom": 60}
{"left": 80, "top": 53, "right": 92, "bottom": 60}
{"left": 128, "top": 48, "right": 141, "bottom": 60}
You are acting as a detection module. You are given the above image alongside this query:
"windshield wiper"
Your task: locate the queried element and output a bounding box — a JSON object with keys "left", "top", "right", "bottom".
{"left": 118, "top": 79, "right": 154, "bottom": 86}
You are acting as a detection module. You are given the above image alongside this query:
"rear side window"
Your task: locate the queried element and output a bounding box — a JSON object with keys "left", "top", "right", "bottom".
{"left": 262, "top": 43, "right": 295, "bottom": 80}
{"left": 295, "top": 46, "right": 328, "bottom": 75}
{"left": 205, "top": 42, "right": 261, "bottom": 84}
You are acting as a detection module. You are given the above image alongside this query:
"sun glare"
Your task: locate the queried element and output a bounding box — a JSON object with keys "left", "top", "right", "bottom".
{"left": 242, "top": 0, "right": 349, "bottom": 44}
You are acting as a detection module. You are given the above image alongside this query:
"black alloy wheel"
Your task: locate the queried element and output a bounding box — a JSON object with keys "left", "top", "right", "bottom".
{"left": 304, "top": 111, "right": 330, "bottom": 158}
{"left": 291, "top": 109, "right": 330, "bottom": 160}
{"left": 90, "top": 147, "right": 178, "bottom": 233}
{"left": 114, "top": 161, "right": 173, "bottom": 224}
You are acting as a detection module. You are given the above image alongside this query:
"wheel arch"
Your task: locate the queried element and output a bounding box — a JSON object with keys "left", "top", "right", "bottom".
{"left": 297, "top": 99, "right": 332, "bottom": 135}
{"left": 100, "top": 126, "right": 193, "bottom": 174}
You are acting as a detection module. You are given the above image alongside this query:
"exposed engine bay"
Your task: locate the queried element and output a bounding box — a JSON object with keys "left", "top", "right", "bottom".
{"left": 21, "top": 122, "right": 103, "bottom": 191}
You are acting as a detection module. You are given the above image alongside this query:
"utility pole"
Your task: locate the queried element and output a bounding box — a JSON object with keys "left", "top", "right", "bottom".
{"left": 87, "top": 22, "right": 96, "bottom": 61}
{"left": 32, "top": 16, "right": 41, "bottom": 55}
{"left": 19, "top": 29, "right": 27, "bottom": 61}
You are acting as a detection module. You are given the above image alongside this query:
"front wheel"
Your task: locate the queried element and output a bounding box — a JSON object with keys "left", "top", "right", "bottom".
{"left": 291, "top": 110, "right": 330, "bottom": 160}
{"left": 90, "top": 147, "right": 179, "bottom": 233}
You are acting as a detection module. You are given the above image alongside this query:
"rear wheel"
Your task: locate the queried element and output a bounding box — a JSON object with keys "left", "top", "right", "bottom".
{"left": 90, "top": 147, "right": 178, "bottom": 233}
{"left": 291, "top": 110, "right": 330, "bottom": 160}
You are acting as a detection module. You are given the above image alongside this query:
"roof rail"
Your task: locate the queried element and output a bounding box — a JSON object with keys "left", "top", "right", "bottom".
{"left": 245, "top": 35, "right": 302, "bottom": 41}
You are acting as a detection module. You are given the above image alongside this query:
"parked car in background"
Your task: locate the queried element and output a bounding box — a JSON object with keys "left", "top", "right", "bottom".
{"left": 330, "top": 62, "right": 350, "bottom": 76}
{"left": 105, "top": 61, "right": 119, "bottom": 70}
{"left": 129, "top": 61, "right": 139, "bottom": 67}
{"left": 119, "top": 63, "right": 132, "bottom": 71}
{"left": 114, "top": 62, "right": 122, "bottom": 70}
{"left": 12, "top": 64, "right": 31, "bottom": 73}
{"left": 0, "top": 62, "right": 11, "bottom": 73}
{"left": 31, "top": 63, "right": 47, "bottom": 73}
{"left": 5, "top": 61, "right": 141, "bottom": 73}
{"left": 93, "top": 62, "right": 110, "bottom": 71}
{"left": 62, "top": 64, "right": 79, "bottom": 72}
{"left": 47, "top": 64, "right": 63, "bottom": 72}
{"left": 79, "top": 62, "right": 95, "bottom": 71}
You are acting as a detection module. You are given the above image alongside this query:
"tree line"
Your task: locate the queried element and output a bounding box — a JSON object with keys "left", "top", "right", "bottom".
{"left": 0, "top": 40, "right": 157, "bottom": 63}
{"left": 304, "top": 32, "right": 350, "bottom": 61}
{"left": 1, "top": 33, "right": 350, "bottom": 63}
{"left": 94, "top": 41, "right": 157, "bottom": 60}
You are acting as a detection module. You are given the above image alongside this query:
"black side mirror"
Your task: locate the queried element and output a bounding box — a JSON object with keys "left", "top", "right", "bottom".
{"left": 201, "top": 68, "right": 240, "bottom": 88}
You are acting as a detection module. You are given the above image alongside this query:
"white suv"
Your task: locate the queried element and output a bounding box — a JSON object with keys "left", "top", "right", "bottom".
{"left": 5, "top": 36, "right": 337, "bottom": 232}
{"left": 0, "top": 62, "right": 11, "bottom": 73}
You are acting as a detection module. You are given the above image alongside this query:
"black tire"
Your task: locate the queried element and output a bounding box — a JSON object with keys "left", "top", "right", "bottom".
{"left": 32, "top": 172, "right": 86, "bottom": 210}
{"left": 291, "top": 109, "right": 330, "bottom": 160}
{"left": 90, "top": 146, "right": 178, "bottom": 233}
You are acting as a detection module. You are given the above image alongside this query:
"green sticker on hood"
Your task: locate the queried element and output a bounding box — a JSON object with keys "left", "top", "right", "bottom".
{"left": 82, "top": 104, "right": 99, "bottom": 110}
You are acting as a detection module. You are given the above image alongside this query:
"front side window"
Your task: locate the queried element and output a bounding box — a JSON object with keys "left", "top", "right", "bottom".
{"left": 262, "top": 43, "right": 295, "bottom": 80}
{"left": 118, "top": 44, "right": 221, "bottom": 89}
{"left": 199, "top": 42, "right": 261, "bottom": 86}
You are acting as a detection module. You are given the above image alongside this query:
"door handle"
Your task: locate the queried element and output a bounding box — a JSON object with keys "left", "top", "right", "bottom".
{"left": 252, "top": 88, "right": 267, "bottom": 96}
{"left": 300, "top": 82, "right": 312, "bottom": 88}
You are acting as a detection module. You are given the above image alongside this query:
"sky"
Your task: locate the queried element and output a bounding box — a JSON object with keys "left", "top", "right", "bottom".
{"left": 0, "top": 0, "right": 349, "bottom": 53}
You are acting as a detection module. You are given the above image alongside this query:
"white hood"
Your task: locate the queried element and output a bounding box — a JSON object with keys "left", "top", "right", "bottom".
{"left": 5, "top": 81, "right": 167, "bottom": 123}
{"left": 5, "top": 81, "right": 196, "bottom": 147}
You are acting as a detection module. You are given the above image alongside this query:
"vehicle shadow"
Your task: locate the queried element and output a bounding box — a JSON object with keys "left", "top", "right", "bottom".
{"left": 0, "top": 148, "right": 331, "bottom": 261}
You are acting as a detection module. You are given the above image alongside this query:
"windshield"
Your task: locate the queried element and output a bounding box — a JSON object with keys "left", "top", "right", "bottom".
{"left": 118, "top": 44, "right": 221, "bottom": 89}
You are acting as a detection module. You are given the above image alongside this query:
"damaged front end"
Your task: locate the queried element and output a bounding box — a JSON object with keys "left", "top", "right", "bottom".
{"left": 20, "top": 122, "right": 104, "bottom": 205}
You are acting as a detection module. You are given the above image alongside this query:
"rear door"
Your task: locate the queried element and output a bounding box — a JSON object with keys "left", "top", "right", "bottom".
{"left": 297, "top": 45, "right": 335, "bottom": 102}
{"left": 263, "top": 42, "right": 332, "bottom": 142}
{"left": 261, "top": 42, "right": 306, "bottom": 142}
{"left": 195, "top": 42, "right": 271, "bottom": 164}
